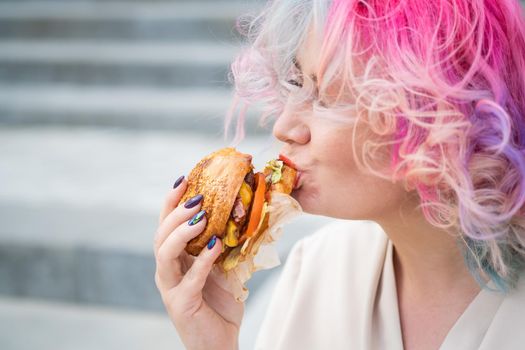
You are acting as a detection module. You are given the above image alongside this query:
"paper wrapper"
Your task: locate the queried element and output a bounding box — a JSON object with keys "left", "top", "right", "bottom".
{"left": 211, "top": 192, "right": 303, "bottom": 303}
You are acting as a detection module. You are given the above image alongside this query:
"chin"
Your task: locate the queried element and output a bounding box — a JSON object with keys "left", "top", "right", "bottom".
{"left": 291, "top": 186, "right": 323, "bottom": 215}
{"left": 292, "top": 188, "right": 369, "bottom": 219}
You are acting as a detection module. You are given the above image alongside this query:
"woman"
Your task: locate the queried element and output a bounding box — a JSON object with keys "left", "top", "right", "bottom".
{"left": 154, "top": 0, "right": 525, "bottom": 349}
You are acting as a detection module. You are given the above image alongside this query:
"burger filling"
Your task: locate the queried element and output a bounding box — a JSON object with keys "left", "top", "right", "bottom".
{"left": 224, "top": 172, "right": 255, "bottom": 247}
{"left": 220, "top": 160, "right": 296, "bottom": 271}
{"left": 264, "top": 159, "right": 284, "bottom": 184}
{"left": 223, "top": 161, "right": 294, "bottom": 249}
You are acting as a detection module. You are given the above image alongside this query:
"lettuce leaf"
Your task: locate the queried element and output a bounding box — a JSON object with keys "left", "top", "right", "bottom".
{"left": 265, "top": 159, "right": 284, "bottom": 184}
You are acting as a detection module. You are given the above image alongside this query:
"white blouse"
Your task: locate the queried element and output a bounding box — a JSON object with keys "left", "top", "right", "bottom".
{"left": 253, "top": 220, "right": 525, "bottom": 349}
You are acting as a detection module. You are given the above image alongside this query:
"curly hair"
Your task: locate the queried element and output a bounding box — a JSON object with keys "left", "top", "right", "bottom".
{"left": 226, "top": 0, "right": 525, "bottom": 291}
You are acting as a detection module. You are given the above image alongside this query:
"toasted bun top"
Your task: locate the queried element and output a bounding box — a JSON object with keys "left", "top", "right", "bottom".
{"left": 181, "top": 147, "right": 253, "bottom": 256}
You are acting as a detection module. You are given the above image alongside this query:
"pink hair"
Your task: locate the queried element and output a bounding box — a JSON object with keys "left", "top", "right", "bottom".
{"left": 227, "top": 0, "right": 525, "bottom": 290}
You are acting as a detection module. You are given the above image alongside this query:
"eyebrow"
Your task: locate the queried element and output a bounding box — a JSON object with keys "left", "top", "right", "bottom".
{"left": 292, "top": 56, "right": 302, "bottom": 71}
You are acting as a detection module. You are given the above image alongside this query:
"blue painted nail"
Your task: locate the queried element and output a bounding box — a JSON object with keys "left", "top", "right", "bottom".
{"left": 188, "top": 210, "right": 206, "bottom": 226}
{"left": 173, "top": 176, "right": 184, "bottom": 189}
{"left": 184, "top": 194, "right": 203, "bottom": 209}
{"left": 207, "top": 235, "right": 217, "bottom": 250}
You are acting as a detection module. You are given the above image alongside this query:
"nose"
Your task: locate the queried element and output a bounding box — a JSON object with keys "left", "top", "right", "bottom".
{"left": 272, "top": 104, "right": 311, "bottom": 145}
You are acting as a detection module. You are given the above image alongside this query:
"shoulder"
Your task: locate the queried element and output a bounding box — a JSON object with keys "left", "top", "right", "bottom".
{"left": 282, "top": 219, "right": 389, "bottom": 286}
{"left": 472, "top": 272, "right": 525, "bottom": 349}
{"left": 493, "top": 272, "right": 525, "bottom": 323}
{"left": 254, "top": 220, "right": 390, "bottom": 349}
{"left": 290, "top": 219, "right": 388, "bottom": 265}
{"left": 300, "top": 219, "right": 388, "bottom": 251}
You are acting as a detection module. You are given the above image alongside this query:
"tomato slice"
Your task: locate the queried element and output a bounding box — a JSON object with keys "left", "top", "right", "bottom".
{"left": 239, "top": 172, "right": 266, "bottom": 243}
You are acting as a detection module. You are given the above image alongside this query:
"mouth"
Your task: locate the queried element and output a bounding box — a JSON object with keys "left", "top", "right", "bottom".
{"left": 279, "top": 153, "right": 305, "bottom": 191}
{"left": 278, "top": 153, "right": 299, "bottom": 170}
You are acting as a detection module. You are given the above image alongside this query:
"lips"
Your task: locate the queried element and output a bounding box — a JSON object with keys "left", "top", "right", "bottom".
{"left": 278, "top": 153, "right": 298, "bottom": 170}
{"left": 279, "top": 153, "right": 304, "bottom": 190}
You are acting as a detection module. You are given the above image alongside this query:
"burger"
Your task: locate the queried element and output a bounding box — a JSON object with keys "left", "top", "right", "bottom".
{"left": 180, "top": 147, "right": 297, "bottom": 272}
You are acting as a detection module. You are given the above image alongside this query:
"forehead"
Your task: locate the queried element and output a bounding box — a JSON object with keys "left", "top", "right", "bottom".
{"left": 295, "top": 25, "right": 323, "bottom": 76}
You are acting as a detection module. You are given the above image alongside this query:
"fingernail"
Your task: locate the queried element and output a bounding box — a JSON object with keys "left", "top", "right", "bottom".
{"left": 173, "top": 176, "right": 184, "bottom": 189}
{"left": 207, "top": 235, "right": 217, "bottom": 250}
{"left": 184, "top": 194, "right": 203, "bottom": 209}
{"left": 188, "top": 210, "right": 206, "bottom": 226}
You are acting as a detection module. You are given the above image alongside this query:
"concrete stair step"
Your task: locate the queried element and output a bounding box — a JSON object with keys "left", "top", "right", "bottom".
{"left": 0, "top": 0, "right": 234, "bottom": 1}
{"left": 0, "top": 125, "right": 332, "bottom": 312}
{"left": 0, "top": 40, "right": 236, "bottom": 87}
{"left": 0, "top": 40, "right": 237, "bottom": 64}
{"left": 0, "top": 274, "right": 279, "bottom": 350}
{"left": 0, "top": 297, "right": 186, "bottom": 350}
{"left": 0, "top": 1, "right": 259, "bottom": 40}
{"left": 0, "top": 203, "right": 165, "bottom": 311}
{"left": 0, "top": 285, "right": 275, "bottom": 350}
{"left": 0, "top": 84, "right": 265, "bottom": 132}
{"left": 0, "top": 193, "right": 328, "bottom": 313}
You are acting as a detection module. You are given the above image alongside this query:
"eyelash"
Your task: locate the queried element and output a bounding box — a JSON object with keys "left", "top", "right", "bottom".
{"left": 287, "top": 79, "right": 303, "bottom": 87}
{"left": 286, "top": 70, "right": 303, "bottom": 88}
{"left": 285, "top": 76, "right": 327, "bottom": 107}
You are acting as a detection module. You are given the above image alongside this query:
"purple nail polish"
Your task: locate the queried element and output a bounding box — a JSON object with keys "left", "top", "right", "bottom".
{"left": 184, "top": 194, "right": 203, "bottom": 209}
{"left": 173, "top": 176, "right": 184, "bottom": 189}
{"left": 188, "top": 210, "right": 206, "bottom": 226}
{"left": 207, "top": 235, "right": 217, "bottom": 250}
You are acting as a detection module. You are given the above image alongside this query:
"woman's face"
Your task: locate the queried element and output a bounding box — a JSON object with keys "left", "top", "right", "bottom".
{"left": 274, "top": 31, "right": 412, "bottom": 220}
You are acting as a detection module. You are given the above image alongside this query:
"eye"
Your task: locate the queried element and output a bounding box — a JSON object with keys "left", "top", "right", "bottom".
{"left": 286, "top": 79, "right": 303, "bottom": 88}
{"left": 284, "top": 66, "right": 304, "bottom": 89}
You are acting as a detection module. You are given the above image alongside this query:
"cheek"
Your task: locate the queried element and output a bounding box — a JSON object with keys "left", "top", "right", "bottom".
{"left": 296, "top": 126, "right": 359, "bottom": 214}
{"left": 297, "top": 119, "right": 398, "bottom": 218}
{"left": 315, "top": 170, "right": 408, "bottom": 220}
{"left": 306, "top": 144, "right": 406, "bottom": 220}
{"left": 295, "top": 157, "right": 357, "bottom": 216}
{"left": 314, "top": 126, "right": 357, "bottom": 167}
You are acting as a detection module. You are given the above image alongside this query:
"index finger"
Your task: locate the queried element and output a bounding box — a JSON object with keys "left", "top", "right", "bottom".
{"left": 159, "top": 176, "right": 187, "bottom": 225}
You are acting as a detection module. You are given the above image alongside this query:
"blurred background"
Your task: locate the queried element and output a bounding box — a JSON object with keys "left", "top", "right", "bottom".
{"left": 0, "top": 0, "right": 333, "bottom": 349}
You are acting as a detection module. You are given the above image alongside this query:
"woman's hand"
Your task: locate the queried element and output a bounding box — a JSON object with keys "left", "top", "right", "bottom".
{"left": 154, "top": 176, "right": 244, "bottom": 350}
